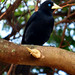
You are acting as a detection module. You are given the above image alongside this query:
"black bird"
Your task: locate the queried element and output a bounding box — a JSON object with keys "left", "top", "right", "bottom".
{"left": 15, "top": 0, "right": 61, "bottom": 75}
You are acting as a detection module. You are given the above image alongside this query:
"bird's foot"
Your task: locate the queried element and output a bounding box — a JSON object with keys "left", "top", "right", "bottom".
{"left": 26, "top": 47, "right": 41, "bottom": 58}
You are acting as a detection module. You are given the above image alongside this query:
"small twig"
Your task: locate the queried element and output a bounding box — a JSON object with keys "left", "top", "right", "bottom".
{"left": 59, "top": 5, "right": 71, "bottom": 48}
{"left": 60, "top": 44, "right": 69, "bottom": 48}
{"left": 68, "top": 6, "right": 71, "bottom": 15}
{"left": 0, "top": 12, "right": 6, "bottom": 20}
{"left": 55, "top": 12, "right": 75, "bottom": 26}
{"left": 7, "top": 64, "right": 14, "bottom": 75}
{"left": 62, "top": 4, "right": 75, "bottom": 8}
{"left": 59, "top": 23, "right": 67, "bottom": 48}
{"left": 24, "top": 0, "right": 31, "bottom": 16}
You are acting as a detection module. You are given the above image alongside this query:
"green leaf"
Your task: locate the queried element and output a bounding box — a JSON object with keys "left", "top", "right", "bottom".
{"left": 6, "top": 4, "right": 10, "bottom": 8}
{"left": 1, "top": 0, "right": 5, "bottom": 2}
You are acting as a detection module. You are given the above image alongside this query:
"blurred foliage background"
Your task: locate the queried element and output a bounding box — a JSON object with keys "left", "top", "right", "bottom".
{"left": 0, "top": 0, "right": 75, "bottom": 75}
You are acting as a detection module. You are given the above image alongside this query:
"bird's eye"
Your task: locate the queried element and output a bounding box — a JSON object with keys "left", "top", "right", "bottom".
{"left": 48, "top": 4, "right": 51, "bottom": 7}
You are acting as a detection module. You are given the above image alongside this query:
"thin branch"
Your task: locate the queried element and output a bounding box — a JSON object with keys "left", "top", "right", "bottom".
{"left": 59, "top": 6, "right": 71, "bottom": 48}
{"left": 55, "top": 12, "right": 75, "bottom": 26}
{"left": 59, "top": 23, "right": 67, "bottom": 48}
{"left": 7, "top": 64, "right": 14, "bottom": 75}
{"left": 0, "top": 0, "right": 22, "bottom": 20}
{"left": 24, "top": 1, "right": 31, "bottom": 16}
{"left": 62, "top": 4, "right": 75, "bottom": 8}
{"left": 3, "top": 24, "right": 26, "bottom": 40}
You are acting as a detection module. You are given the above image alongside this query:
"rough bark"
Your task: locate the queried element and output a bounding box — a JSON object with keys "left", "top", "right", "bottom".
{"left": 0, "top": 39, "right": 75, "bottom": 74}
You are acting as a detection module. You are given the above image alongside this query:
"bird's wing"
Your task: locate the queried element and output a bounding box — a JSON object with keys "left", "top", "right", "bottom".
{"left": 21, "top": 12, "right": 38, "bottom": 44}
{"left": 26, "top": 12, "right": 37, "bottom": 30}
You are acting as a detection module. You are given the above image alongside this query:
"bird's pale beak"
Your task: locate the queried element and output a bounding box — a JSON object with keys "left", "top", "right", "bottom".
{"left": 52, "top": 3, "right": 62, "bottom": 9}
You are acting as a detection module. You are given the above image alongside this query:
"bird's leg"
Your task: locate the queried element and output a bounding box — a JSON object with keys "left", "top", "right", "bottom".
{"left": 26, "top": 47, "right": 41, "bottom": 58}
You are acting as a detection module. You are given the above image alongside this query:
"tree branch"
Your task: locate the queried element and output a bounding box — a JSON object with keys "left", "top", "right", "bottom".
{"left": 0, "top": 39, "right": 75, "bottom": 74}
{"left": 55, "top": 12, "right": 75, "bottom": 26}
{"left": 0, "top": 0, "right": 22, "bottom": 20}
{"left": 59, "top": 23, "right": 67, "bottom": 48}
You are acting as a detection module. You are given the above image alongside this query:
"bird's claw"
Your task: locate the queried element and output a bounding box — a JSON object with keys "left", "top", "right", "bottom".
{"left": 26, "top": 47, "right": 41, "bottom": 58}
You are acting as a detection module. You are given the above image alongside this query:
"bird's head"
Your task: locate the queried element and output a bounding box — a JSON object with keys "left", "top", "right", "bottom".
{"left": 39, "top": 0, "right": 62, "bottom": 13}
